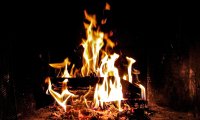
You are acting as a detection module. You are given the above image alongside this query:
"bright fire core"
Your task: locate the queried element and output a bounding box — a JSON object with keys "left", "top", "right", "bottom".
{"left": 45, "top": 3, "right": 146, "bottom": 112}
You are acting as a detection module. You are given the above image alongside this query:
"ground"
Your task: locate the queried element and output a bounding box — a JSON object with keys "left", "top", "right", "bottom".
{"left": 18, "top": 102, "right": 199, "bottom": 120}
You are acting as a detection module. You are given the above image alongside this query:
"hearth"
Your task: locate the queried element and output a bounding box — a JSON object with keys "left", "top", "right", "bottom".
{"left": 3, "top": 0, "right": 200, "bottom": 120}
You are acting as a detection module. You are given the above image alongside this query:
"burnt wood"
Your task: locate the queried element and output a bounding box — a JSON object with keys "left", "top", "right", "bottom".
{"left": 50, "top": 76, "right": 141, "bottom": 99}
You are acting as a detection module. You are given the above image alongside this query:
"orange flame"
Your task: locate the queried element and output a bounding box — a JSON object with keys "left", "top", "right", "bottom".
{"left": 81, "top": 8, "right": 123, "bottom": 110}
{"left": 81, "top": 10, "right": 104, "bottom": 76}
{"left": 45, "top": 2, "right": 146, "bottom": 111}
{"left": 45, "top": 77, "right": 77, "bottom": 111}
{"left": 49, "top": 57, "right": 74, "bottom": 78}
{"left": 81, "top": 5, "right": 115, "bottom": 77}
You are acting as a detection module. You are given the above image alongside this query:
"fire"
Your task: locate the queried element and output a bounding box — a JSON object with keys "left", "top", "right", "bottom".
{"left": 94, "top": 53, "right": 123, "bottom": 111}
{"left": 81, "top": 9, "right": 124, "bottom": 110}
{"left": 45, "top": 2, "right": 146, "bottom": 112}
{"left": 49, "top": 57, "right": 74, "bottom": 77}
{"left": 126, "top": 57, "right": 136, "bottom": 83}
{"left": 81, "top": 10, "right": 104, "bottom": 76}
{"left": 137, "top": 83, "right": 146, "bottom": 100}
{"left": 125, "top": 57, "right": 146, "bottom": 100}
{"left": 45, "top": 77, "right": 77, "bottom": 111}
{"left": 81, "top": 9, "right": 115, "bottom": 77}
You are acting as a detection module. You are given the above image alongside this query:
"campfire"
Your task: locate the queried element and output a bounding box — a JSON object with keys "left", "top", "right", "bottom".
{"left": 43, "top": 2, "right": 149, "bottom": 120}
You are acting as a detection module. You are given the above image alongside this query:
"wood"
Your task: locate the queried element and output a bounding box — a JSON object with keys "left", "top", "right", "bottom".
{"left": 50, "top": 76, "right": 141, "bottom": 99}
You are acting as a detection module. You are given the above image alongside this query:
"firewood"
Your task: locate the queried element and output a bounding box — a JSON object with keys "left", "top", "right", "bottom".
{"left": 50, "top": 76, "right": 142, "bottom": 99}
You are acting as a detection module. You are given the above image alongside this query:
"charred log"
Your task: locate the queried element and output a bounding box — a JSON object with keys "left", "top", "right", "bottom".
{"left": 50, "top": 77, "right": 141, "bottom": 99}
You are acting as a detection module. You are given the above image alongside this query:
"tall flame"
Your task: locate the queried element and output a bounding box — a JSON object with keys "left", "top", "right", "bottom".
{"left": 81, "top": 10, "right": 104, "bottom": 76}
{"left": 81, "top": 7, "right": 115, "bottom": 77}
{"left": 126, "top": 57, "right": 136, "bottom": 83}
{"left": 81, "top": 8, "right": 123, "bottom": 111}
{"left": 94, "top": 53, "right": 123, "bottom": 111}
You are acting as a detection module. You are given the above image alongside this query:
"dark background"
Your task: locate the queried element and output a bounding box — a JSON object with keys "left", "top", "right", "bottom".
{"left": 3, "top": 0, "right": 200, "bottom": 119}
{"left": 10, "top": 1, "right": 200, "bottom": 81}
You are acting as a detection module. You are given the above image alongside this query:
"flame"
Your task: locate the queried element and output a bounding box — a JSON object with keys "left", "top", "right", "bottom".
{"left": 124, "top": 57, "right": 146, "bottom": 100}
{"left": 45, "top": 77, "right": 77, "bottom": 111}
{"left": 105, "top": 2, "right": 110, "bottom": 10}
{"left": 81, "top": 8, "right": 124, "bottom": 110}
{"left": 81, "top": 4, "right": 115, "bottom": 77}
{"left": 45, "top": 2, "right": 146, "bottom": 112}
{"left": 81, "top": 11, "right": 104, "bottom": 76}
{"left": 49, "top": 57, "right": 74, "bottom": 78}
{"left": 126, "top": 57, "right": 136, "bottom": 83}
{"left": 94, "top": 53, "right": 123, "bottom": 111}
{"left": 137, "top": 83, "right": 146, "bottom": 100}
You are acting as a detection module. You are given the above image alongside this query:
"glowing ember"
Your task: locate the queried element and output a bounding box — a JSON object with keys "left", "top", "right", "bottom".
{"left": 45, "top": 2, "right": 146, "bottom": 112}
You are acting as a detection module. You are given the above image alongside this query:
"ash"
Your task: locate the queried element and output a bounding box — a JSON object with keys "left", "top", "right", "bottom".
{"left": 19, "top": 101, "right": 200, "bottom": 120}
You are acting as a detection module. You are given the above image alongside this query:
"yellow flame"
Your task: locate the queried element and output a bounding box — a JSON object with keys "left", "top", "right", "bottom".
{"left": 49, "top": 57, "right": 74, "bottom": 78}
{"left": 94, "top": 53, "right": 123, "bottom": 111}
{"left": 137, "top": 83, "right": 146, "bottom": 100}
{"left": 126, "top": 57, "right": 136, "bottom": 83}
{"left": 81, "top": 10, "right": 104, "bottom": 76}
{"left": 125, "top": 57, "right": 146, "bottom": 100}
{"left": 123, "top": 75, "right": 127, "bottom": 80}
{"left": 45, "top": 77, "right": 77, "bottom": 111}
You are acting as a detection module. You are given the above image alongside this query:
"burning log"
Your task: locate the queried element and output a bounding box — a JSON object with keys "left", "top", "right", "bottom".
{"left": 42, "top": 78, "right": 150, "bottom": 119}
{"left": 121, "top": 78, "right": 141, "bottom": 99}
{"left": 50, "top": 76, "right": 141, "bottom": 99}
